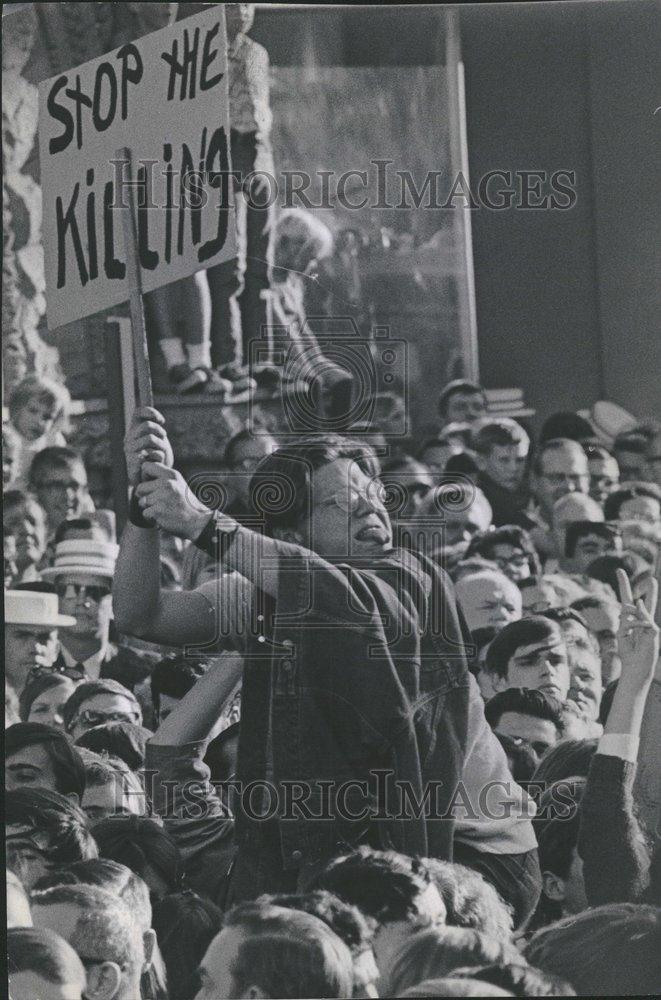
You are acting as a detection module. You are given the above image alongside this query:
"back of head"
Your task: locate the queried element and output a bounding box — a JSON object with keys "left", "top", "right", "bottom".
{"left": 539, "top": 413, "right": 594, "bottom": 444}
{"left": 454, "top": 963, "right": 575, "bottom": 996}
{"left": 30, "top": 884, "right": 145, "bottom": 985}
{"left": 8, "top": 926, "right": 86, "bottom": 995}
{"left": 401, "top": 976, "right": 513, "bottom": 997}
{"left": 310, "top": 846, "right": 443, "bottom": 925}
{"left": 524, "top": 903, "right": 661, "bottom": 996}
{"left": 402, "top": 977, "right": 514, "bottom": 997}
{"left": 6, "top": 787, "right": 97, "bottom": 867}
{"left": 152, "top": 890, "right": 222, "bottom": 1000}
{"left": 6, "top": 722, "right": 86, "bottom": 798}
{"left": 35, "top": 858, "right": 152, "bottom": 932}
{"left": 388, "top": 926, "right": 518, "bottom": 997}
{"left": 552, "top": 492, "right": 604, "bottom": 526}
{"left": 75, "top": 721, "right": 151, "bottom": 771}
{"left": 264, "top": 889, "right": 376, "bottom": 954}
{"left": 419, "top": 859, "right": 514, "bottom": 944}
{"left": 223, "top": 900, "right": 355, "bottom": 999}
{"left": 92, "top": 815, "right": 181, "bottom": 893}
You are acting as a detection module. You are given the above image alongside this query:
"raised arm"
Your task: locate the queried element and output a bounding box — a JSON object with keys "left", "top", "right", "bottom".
{"left": 112, "top": 408, "right": 247, "bottom": 646}
{"left": 577, "top": 571, "right": 658, "bottom": 904}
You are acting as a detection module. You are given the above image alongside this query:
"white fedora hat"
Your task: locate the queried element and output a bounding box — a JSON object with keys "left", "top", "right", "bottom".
{"left": 41, "top": 539, "right": 119, "bottom": 583}
{"left": 577, "top": 401, "right": 639, "bottom": 447}
{"left": 5, "top": 590, "right": 76, "bottom": 628}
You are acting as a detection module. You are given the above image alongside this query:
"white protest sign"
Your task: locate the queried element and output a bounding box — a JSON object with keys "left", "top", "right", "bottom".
{"left": 39, "top": 6, "right": 237, "bottom": 330}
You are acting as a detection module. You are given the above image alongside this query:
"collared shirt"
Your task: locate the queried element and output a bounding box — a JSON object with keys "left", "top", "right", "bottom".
{"left": 59, "top": 642, "right": 111, "bottom": 681}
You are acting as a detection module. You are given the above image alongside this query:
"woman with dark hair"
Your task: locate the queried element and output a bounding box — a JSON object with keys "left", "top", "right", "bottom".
{"left": 152, "top": 890, "right": 223, "bottom": 1000}
{"left": 18, "top": 673, "right": 79, "bottom": 729}
{"left": 92, "top": 815, "right": 182, "bottom": 900}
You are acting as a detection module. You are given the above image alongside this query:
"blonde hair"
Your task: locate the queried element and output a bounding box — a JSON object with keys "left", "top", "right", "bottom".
{"left": 9, "top": 375, "right": 71, "bottom": 434}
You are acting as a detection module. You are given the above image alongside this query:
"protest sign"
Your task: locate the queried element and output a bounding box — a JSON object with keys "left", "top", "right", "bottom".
{"left": 39, "top": 6, "right": 236, "bottom": 330}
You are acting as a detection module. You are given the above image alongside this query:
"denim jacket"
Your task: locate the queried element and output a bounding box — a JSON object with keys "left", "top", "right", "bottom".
{"left": 196, "top": 532, "right": 490, "bottom": 896}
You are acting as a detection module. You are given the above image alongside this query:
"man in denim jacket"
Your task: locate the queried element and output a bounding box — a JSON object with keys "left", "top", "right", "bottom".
{"left": 114, "top": 410, "right": 539, "bottom": 925}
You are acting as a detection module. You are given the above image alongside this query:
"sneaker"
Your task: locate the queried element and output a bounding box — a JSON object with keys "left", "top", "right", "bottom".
{"left": 169, "top": 364, "right": 208, "bottom": 394}
{"left": 215, "top": 363, "right": 256, "bottom": 393}
{"left": 205, "top": 371, "right": 233, "bottom": 395}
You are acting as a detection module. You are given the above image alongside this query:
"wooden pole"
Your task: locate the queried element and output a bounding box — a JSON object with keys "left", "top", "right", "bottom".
{"left": 103, "top": 320, "right": 130, "bottom": 533}
{"left": 115, "top": 145, "right": 154, "bottom": 407}
{"left": 444, "top": 10, "right": 480, "bottom": 382}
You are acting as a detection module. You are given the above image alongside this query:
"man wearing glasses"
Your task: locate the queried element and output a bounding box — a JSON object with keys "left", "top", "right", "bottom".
{"left": 530, "top": 438, "right": 591, "bottom": 562}
{"left": 41, "top": 539, "right": 116, "bottom": 681}
{"left": 114, "top": 409, "right": 539, "bottom": 928}
{"left": 41, "top": 538, "right": 148, "bottom": 697}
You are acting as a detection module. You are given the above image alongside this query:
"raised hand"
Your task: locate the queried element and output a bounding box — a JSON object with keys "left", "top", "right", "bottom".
{"left": 124, "top": 407, "right": 174, "bottom": 487}
{"left": 134, "top": 461, "right": 212, "bottom": 540}
{"left": 616, "top": 568, "right": 659, "bottom": 687}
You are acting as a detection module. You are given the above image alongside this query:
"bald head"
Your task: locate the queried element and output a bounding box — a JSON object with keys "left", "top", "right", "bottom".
{"left": 455, "top": 570, "right": 522, "bottom": 632}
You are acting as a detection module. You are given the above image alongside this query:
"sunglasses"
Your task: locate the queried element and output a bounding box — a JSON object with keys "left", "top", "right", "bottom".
{"left": 57, "top": 583, "right": 111, "bottom": 603}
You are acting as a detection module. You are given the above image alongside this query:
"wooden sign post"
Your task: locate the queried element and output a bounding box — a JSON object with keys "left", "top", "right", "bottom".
{"left": 38, "top": 7, "right": 237, "bottom": 527}
{"left": 116, "top": 145, "right": 154, "bottom": 410}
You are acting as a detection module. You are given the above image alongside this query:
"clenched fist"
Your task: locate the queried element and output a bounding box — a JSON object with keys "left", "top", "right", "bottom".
{"left": 124, "top": 407, "right": 174, "bottom": 487}
{"left": 134, "top": 462, "right": 213, "bottom": 540}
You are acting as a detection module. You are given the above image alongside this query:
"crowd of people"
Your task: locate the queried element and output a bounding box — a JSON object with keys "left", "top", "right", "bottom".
{"left": 4, "top": 362, "right": 661, "bottom": 998}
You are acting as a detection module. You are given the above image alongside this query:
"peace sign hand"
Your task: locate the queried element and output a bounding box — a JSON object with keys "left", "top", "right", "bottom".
{"left": 616, "top": 569, "right": 659, "bottom": 688}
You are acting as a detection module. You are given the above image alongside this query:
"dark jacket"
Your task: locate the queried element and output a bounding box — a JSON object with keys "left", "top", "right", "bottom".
{"left": 193, "top": 536, "right": 491, "bottom": 900}
{"left": 478, "top": 472, "right": 535, "bottom": 530}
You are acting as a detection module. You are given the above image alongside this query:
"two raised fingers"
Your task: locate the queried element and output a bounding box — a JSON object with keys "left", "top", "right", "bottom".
{"left": 617, "top": 568, "right": 658, "bottom": 629}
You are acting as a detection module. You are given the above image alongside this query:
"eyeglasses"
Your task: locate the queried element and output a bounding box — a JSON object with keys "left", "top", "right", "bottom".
{"left": 35, "top": 479, "right": 87, "bottom": 494}
{"left": 319, "top": 482, "right": 387, "bottom": 513}
{"left": 57, "top": 583, "right": 111, "bottom": 603}
{"left": 74, "top": 709, "right": 136, "bottom": 728}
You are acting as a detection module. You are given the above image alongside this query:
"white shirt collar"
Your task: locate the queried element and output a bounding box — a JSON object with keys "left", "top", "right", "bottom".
{"left": 59, "top": 643, "right": 109, "bottom": 680}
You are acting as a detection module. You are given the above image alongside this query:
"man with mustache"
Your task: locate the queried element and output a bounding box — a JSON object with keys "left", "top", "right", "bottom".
{"left": 113, "top": 409, "right": 539, "bottom": 925}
